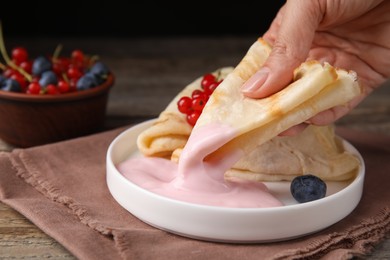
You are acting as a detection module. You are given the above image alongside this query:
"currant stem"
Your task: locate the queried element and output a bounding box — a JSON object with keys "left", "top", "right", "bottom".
{"left": 0, "top": 61, "right": 6, "bottom": 70}
{"left": 52, "top": 44, "right": 63, "bottom": 61}
{"left": 89, "top": 55, "right": 100, "bottom": 66}
{"left": 0, "top": 21, "right": 32, "bottom": 82}
{"left": 216, "top": 70, "right": 222, "bottom": 81}
{"left": 62, "top": 72, "right": 69, "bottom": 83}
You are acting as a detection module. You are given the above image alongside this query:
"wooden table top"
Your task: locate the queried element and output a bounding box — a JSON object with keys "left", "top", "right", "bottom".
{"left": 0, "top": 36, "right": 389, "bottom": 259}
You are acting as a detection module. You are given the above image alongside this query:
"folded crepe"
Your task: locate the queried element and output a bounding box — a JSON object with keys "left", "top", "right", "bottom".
{"left": 137, "top": 67, "right": 233, "bottom": 157}
{"left": 194, "top": 38, "right": 362, "bottom": 165}
{"left": 138, "top": 37, "right": 362, "bottom": 181}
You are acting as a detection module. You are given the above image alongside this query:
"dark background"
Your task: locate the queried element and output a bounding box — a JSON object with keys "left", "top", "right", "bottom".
{"left": 0, "top": 1, "right": 285, "bottom": 38}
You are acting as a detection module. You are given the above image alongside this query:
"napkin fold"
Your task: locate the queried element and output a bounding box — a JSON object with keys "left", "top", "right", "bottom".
{"left": 0, "top": 125, "right": 389, "bottom": 260}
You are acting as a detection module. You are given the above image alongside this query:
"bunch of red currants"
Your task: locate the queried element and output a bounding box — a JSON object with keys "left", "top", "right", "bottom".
{"left": 0, "top": 46, "right": 110, "bottom": 95}
{"left": 177, "top": 73, "right": 223, "bottom": 126}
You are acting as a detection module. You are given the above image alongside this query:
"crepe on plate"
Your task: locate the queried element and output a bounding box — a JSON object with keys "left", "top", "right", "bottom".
{"left": 171, "top": 124, "right": 360, "bottom": 181}
{"left": 225, "top": 125, "right": 359, "bottom": 181}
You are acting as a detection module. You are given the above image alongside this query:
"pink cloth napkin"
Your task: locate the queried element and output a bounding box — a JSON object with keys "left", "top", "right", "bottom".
{"left": 0, "top": 125, "right": 389, "bottom": 260}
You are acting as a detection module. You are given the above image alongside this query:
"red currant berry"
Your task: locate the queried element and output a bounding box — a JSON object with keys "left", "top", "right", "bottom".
{"left": 69, "top": 78, "right": 78, "bottom": 92}
{"left": 201, "top": 73, "right": 216, "bottom": 89}
{"left": 27, "top": 82, "right": 41, "bottom": 94}
{"left": 11, "top": 47, "right": 28, "bottom": 65}
{"left": 57, "top": 80, "right": 70, "bottom": 93}
{"left": 31, "top": 76, "right": 40, "bottom": 83}
{"left": 71, "top": 50, "right": 86, "bottom": 70}
{"left": 191, "top": 96, "right": 207, "bottom": 111}
{"left": 177, "top": 96, "right": 193, "bottom": 114}
{"left": 3, "top": 68, "right": 16, "bottom": 78}
{"left": 19, "top": 61, "right": 32, "bottom": 74}
{"left": 56, "top": 57, "right": 71, "bottom": 72}
{"left": 67, "top": 67, "right": 82, "bottom": 79}
{"left": 191, "top": 89, "right": 207, "bottom": 99}
{"left": 71, "top": 49, "right": 84, "bottom": 63}
{"left": 187, "top": 111, "right": 201, "bottom": 126}
{"left": 46, "top": 84, "right": 60, "bottom": 95}
{"left": 204, "top": 81, "right": 220, "bottom": 95}
{"left": 53, "top": 57, "right": 71, "bottom": 76}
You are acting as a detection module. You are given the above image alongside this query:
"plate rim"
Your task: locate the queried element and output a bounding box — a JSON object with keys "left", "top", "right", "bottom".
{"left": 106, "top": 119, "right": 365, "bottom": 242}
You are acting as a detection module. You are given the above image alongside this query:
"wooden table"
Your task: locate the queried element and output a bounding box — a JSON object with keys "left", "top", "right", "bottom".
{"left": 1, "top": 36, "right": 389, "bottom": 259}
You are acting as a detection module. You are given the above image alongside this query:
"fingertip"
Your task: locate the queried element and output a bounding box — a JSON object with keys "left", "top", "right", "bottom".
{"left": 241, "top": 45, "right": 302, "bottom": 99}
{"left": 241, "top": 63, "right": 294, "bottom": 99}
{"left": 241, "top": 67, "right": 270, "bottom": 98}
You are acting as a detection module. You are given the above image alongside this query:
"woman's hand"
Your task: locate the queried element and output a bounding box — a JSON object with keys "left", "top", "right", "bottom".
{"left": 241, "top": 0, "right": 390, "bottom": 134}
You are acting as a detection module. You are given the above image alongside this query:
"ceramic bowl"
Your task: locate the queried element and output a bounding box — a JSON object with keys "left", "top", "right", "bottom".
{"left": 0, "top": 74, "right": 114, "bottom": 147}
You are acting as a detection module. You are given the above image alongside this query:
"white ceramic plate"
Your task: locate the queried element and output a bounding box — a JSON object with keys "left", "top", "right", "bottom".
{"left": 106, "top": 119, "right": 365, "bottom": 243}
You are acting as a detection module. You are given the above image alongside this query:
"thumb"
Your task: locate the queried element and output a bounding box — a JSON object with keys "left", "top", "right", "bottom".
{"left": 241, "top": 0, "right": 322, "bottom": 98}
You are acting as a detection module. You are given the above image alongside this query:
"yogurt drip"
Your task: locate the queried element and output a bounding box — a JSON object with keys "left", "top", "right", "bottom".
{"left": 117, "top": 123, "right": 283, "bottom": 208}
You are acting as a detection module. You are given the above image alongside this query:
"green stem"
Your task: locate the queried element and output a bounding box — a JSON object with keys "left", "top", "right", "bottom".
{"left": 62, "top": 72, "right": 69, "bottom": 83}
{"left": 52, "top": 44, "right": 63, "bottom": 61}
{"left": 0, "top": 21, "right": 32, "bottom": 82}
{"left": 89, "top": 55, "right": 100, "bottom": 66}
{"left": 0, "top": 61, "right": 6, "bottom": 70}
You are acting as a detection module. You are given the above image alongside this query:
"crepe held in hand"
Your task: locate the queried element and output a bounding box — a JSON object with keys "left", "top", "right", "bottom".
{"left": 137, "top": 67, "right": 233, "bottom": 157}
{"left": 194, "top": 38, "right": 362, "bottom": 163}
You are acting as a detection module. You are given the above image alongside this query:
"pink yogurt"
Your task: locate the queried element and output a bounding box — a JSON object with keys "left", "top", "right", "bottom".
{"left": 117, "top": 123, "right": 283, "bottom": 208}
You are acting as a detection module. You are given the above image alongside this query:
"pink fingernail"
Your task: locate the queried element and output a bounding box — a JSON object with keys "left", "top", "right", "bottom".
{"left": 241, "top": 67, "right": 269, "bottom": 93}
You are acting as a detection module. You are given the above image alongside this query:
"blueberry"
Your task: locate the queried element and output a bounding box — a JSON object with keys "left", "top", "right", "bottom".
{"left": 290, "top": 174, "right": 327, "bottom": 203}
{"left": 76, "top": 72, "right": 99, "bottom": 90}
{"left": 89, "top": 61, "right": 109, "bottom": 84}
{"left": 90, "top": 61, "right": 109, "bottom": 76}
{"left": 39, "top": 71, "right": 58, "bottom": 87}
{"left": 0, "top": 78, "right": 22, "bottom": 92}
{"left": 32, "top": 56, "right": 52, "bottom": 76}
{"left": 0, "top": 75, "right": 6, "bottom": 85}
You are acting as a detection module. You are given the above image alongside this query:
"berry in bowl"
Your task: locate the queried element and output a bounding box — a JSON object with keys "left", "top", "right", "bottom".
{"left": 0, "top": 28, "right": 114, "bottom": 147}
